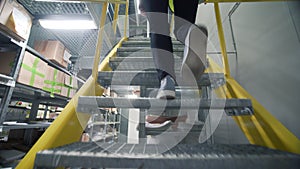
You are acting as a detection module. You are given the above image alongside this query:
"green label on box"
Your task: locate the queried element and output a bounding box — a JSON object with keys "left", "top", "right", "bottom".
{"left": 43, "top": 69, "right": 64, "bottom": 97}
{"left": 21, "top": 58, "right": 45, "bottom": 86}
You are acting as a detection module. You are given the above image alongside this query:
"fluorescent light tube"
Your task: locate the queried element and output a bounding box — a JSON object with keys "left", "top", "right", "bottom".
{"left": 39, "top": 19, "right": 97, "bottom": 30}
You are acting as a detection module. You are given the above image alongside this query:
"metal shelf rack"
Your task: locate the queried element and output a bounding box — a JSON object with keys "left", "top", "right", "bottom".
{"left": 0, "top": 22, "right": 82, "bottom": 141}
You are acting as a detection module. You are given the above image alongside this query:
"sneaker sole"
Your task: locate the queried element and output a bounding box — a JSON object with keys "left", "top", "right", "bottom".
{"left": 156, "top": 90, "right": 176, "bottom": 99}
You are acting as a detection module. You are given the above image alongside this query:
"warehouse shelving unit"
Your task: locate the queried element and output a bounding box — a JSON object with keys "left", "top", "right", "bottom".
{"left": 0, "top": 0, "right": 297, "bottom": 168}
{"left": 0, "top": 23, "right": 27, "bottom": 125}
{"left": 0, "top": 21, "right": 83, "bottom": 142}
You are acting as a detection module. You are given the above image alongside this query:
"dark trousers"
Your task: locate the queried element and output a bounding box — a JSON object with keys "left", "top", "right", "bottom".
{"left": 143, "top": 0, "right": 199, "bottom": 81}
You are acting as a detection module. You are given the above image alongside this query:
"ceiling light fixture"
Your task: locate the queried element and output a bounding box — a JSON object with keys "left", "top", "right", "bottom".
{"left": 39, "top": 19, "right": 97, "bottom": 30}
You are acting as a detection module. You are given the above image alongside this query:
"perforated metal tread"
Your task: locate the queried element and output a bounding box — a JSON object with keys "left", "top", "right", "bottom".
{"left": 109, "top": 57, "right": 183, "bottom": 71}
{"left": 118, "top": 47, "right": 185, "bottom": 53}
{"left": 77, "top": 97, "right": 253, "bottom": 116}
{"left": 98, "top": 71, "right": 225, "bottom": 88}
{"left": 122, "top": 40, "right": 183, "bottom": 47}
{"left": 35, "top": 142, "right": 300, "bottom": 169}
{"left": 116, "top": 47, "right": 184, "bottom": 58}
{"left": 117, "top": 51, "right": 184, "bottom": 58}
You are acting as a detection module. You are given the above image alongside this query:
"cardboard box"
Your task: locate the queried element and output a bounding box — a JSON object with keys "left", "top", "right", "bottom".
{"left": 61, "top": 60, "right": 68, "bottom": 68}
{"left": 63, "top": 49, "right": 71, "bottom": 62}
{"left": 61, "top": 73, "right": 71, "bottom": 98}
{"left": 64, "top": 74, "right": 72, "bottom": 87}
{"left": 72, "top": 76, "right": 78, "bottom": 89}
{"left": 34, "top": 40, "right": 65, "bottom": 67}
{"left": 0, "top": 52, "right": 16, "bottom": 75}
{"left": 17, "top": 52, "right": 47, "bottom": 89}
{"left": 70, "top": 89, "right": 76, "bottom": 98}
{"left": 60, "top": 49, "right": 71, "bottom": 68}
{"left": 43, "top": 66, "right": 64, "bottom": 96}
{"left": 61, "top": 86, "right": 75, "bottom": 98}
{"left": 61, "top": 74, "right": 78, "bottom": 98}
{"left": 0, "top": 0, "right": 32, "bottom": 39}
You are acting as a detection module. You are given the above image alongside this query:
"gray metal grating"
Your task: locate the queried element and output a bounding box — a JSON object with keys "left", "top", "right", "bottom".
{"left": 34, "top": 142, "right": 300, "bottom": 169}
{"left": 51, "top": 29, "right": 99, "bottom": 56}
{"left": 98, "top": 71, "right": 225, "bottom": 87}
{"left": 28, "top": 25, "right": 99, "bottom": 57}
{"left": 18, "top": 0, "right": 89, "bottom": 15}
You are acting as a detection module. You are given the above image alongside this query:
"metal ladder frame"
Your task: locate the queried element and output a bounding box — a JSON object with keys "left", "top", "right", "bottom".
{"left": 17, "top": 0, "right": 300, "bottom": 168}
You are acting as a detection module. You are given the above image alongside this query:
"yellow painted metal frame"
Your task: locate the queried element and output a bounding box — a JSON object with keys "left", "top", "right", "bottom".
{"left": 113, "top": 3, "right": 120, "bottom": 35}
{"left": 214, "top": 3, "right": 230, "bottom": 77}
{"left": 212, "top": 3, "right": 300, "bottom": 154}
{"left": 16, "top": 0, "right": 128, "bottom": 168}
{"left": 17, "top": 0, "right": 300, "bottom": 168}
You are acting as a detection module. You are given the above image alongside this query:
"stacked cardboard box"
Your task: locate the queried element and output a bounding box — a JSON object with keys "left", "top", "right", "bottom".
{"left": 61, "top": 74, "right": 78, "bottom": 98}
{"left": 63, "top": 49, "right": 71, "bottom": 68}
{"left": 0, "top": 0, "right": 32, "bottom": 40}
{"left": 0, "top": 52, "right": 16, "bottom": 76}
{"left": 17, "top": 52, "right": 47, "bottom": 89}
{"left": 42, "top": 66, "right": 64, "bottom": 97}
{"left": 34, "top": 40, "right": 71, "bottom": 69}
{"left": 15, "top": 52, "right": 75, "bottom": 97}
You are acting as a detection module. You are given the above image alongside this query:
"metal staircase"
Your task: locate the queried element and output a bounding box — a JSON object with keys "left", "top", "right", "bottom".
{"left": 33, "top": 38, "right": 300, "bottom": 169}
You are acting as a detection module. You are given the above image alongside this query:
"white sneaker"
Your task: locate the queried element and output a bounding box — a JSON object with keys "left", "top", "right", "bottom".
{"left": 145, "top": 120, "right": 172, "bottom": 130}
{"left": 156, "top": 75, "right": 176, "bottom": 99}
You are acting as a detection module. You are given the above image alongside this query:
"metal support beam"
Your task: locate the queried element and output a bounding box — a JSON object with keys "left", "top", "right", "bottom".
{"left": 124, "top": 0, "right": 129, "bottom": 37}
{"left": 28, "top": 101, "right": 39, "bottom": 122}
{"left": 113, "top": 3, "right": 120, "bottom": 35}
{"left": 228, "top": 3, "right": 240, "bottom": 79}
{"left": 92, "top": 2, "right": 108, "bottom": 79}
{"left": 138, "top": 109, "right": 146, "bottom": 142}
{"left": 43, "top": 105, "right": 48, "bottom": 120}
{"left": 119, "top": 108, "right": 129, "bottom": 143}
{"left": 0, "top": 41, "right": 26, "bottom": 124}
{"left": 214, "top": 3, "right": 231, "bottom": 77}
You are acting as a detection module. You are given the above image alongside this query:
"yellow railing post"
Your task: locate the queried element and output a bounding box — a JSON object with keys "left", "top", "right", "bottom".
{"left": 214, "top": 2, "right": 231, "bottom": 77}
{"left": 16, "top": 1, "right": 130, "bottom": 168}
{"left": 113, "top": 3, "right": 120, "bottom": 35}
{"left": 92, "top": 2, "right": 109, "bottom": 79}
{"left": 124, "top": 0, "right": 129, "bottom": 37}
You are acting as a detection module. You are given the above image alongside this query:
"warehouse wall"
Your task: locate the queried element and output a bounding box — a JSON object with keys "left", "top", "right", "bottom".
{"left": 196, "top": 1, "right": 300, "bottom": 143}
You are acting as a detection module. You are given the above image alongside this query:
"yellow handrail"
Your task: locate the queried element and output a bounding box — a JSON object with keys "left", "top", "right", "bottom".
{"left": 16, "top": 0, "right": 129, "bottom": 168}
{"left": 113, "top": 3, "right": 120, "bottom": 35}
{"left": 212, "top": 2, "right": 300, "bottom": 154}
{"left": 214, "top": 3, "right": 231, "bottom": 77}
{"left": 124, "top": 0, "right": 129, "bottom": 37}
{"left": 92, "top": 2, "right": 108, "bottom": 79}
{"left": 17, "top": 0, "right": 300, "bottom": 168}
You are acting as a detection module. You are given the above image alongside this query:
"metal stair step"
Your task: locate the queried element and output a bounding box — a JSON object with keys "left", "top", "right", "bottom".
{"left": 117, "top": 47, "right": 185, "bottom": 53}
{"left": 77, "top": 97, "right": 253, "bottom": 116}
{"left": 109, "top": 57, "right": 183, "bottom": 71}
{"left": 127, "top": 37, "right": 179, "bottom": 42}
{"left": 122, "top": 40, "right": 183, "bottom": 47}
{"left": 117, "top": 51, "right": 184, "bottom": 57}
{"left": 34, "top": 142, "right": 300, "bottom": 169}
{"left": 98, "top": 71, "right": 225, "bottom": 88}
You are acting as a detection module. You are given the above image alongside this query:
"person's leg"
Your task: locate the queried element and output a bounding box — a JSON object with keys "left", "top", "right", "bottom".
{"left": 173, "top": 0, "right": 198, "bottom": 43}
{"left": 173, "top": 0, "right": 208, "bottom": 84}
{"left": 143, "top": 0, "right": 176, "bottom": 99}
{"left": 143, "top": 0, "right": 176, "bottom": 81}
